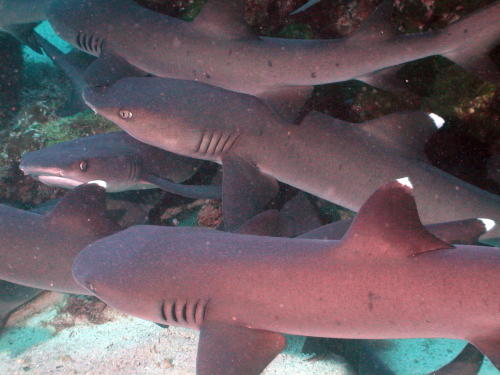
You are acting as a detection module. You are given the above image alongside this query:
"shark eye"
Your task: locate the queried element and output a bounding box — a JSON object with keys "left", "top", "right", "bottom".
{"left": 119, "top": 109, "right": 133, "bottom": 119}
{"left": 79, "top": 160, "right": 88, "bottom": 172}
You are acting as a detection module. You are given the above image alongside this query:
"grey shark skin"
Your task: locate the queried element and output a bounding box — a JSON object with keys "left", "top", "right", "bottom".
{"left": 73, "top": 179, "right": 500, "bottom": 375}
{"left": 48, "top": 0, "right": 500, "bottom": 119}
{"left": 0, "top": 0, "right": 52, "bottom": 52}
{"left": 83, "top": 77, "right": 500, "bottom": 239}
{"left": 0, "top": 281, "right": 41, "bottom": 334}
{"left": 0, "top": 183, "right": 120, "bottom": 294}
{"left": 20, "top": 132, "right": 221, "bottom": 199}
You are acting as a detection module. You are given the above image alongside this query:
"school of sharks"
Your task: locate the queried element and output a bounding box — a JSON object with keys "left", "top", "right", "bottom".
{"left": 0, "top": 0, "right": 499, "bottom": 374}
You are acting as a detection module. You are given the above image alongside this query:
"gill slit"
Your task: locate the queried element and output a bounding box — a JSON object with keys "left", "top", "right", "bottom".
{"left": 195, "top": 130, "right": 240, "bottom": 157}
{"left": 160, "top": 299, "right": 209, "bottom": 328}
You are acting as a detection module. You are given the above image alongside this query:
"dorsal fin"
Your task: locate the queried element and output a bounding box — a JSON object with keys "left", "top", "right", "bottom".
{"left": 192, "top": 0, "right": 256, "bottom": 40}
{"left": 348, "top": 0, "right": 397, "bottom": 44}
{"left": 357, "top": 111, "right": 440, "bottom": 161}
{"left": 46, "top": 183, "right": 120, "bottom": 236}
{"left": 340, "top": 178, "right": 453, "bottom": 258}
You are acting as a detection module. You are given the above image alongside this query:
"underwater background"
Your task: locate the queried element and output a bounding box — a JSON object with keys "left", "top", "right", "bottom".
{"left": 0, "top": 0, "right": 499, "bottom": 374}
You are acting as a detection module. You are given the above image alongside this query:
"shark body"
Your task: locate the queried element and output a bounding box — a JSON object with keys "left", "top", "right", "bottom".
{"left": 83, "top": 77, "right": 500, "bottom": 239}
{"left": 0, "top": 184, "right": 120, "bottom": 294}
{"left": 73, "top": 179, "right": 500, "bottom": 374}
{"left": 48, "top": 0, "right": 500, "bottom": 119}
{"left": 20, "top": 132, "right": 221, "bottom": 199}
{"left": 0, "top": 0, "right": 52, "bottom": 52}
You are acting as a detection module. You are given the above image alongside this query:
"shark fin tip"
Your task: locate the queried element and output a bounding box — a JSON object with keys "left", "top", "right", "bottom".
{"left": 88, "top": 180, "right": 108, "bottom": 189}
{"left": 428, "top": 113, "right": 445, "bottom": 129}
{"left": 396, "top": 177, "right": 413, "bottom": 189}
{"left": 478, "top": 218, "right": 495, "bottom": 232}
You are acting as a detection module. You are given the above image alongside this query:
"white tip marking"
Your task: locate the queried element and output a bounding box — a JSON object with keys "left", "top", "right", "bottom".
{"left": 88, "top": 180, "right": 107, "bottom": 189}
{"left": 479, "top": 218, "right": 495, "bottom": 232}
{"left": 428, "top": 113, "right": 445, "bottom": 129}
{"left": 396, "top": 177, "right": 413, "bottom": 189}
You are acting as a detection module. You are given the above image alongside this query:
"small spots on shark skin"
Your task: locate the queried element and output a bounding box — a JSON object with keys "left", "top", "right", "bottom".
{"left": 367, "top": 292, "right": 381, "bottom": 312}
{"left": 311, "top": 72, "right": 317, "bottom": 78}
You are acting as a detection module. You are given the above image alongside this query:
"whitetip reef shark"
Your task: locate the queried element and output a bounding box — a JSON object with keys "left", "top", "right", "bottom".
{"left": 83, "top": 77, "right": 500, "bottom": 239}
{"left": 0, "top": 183, "right": 121, "bottom": 294}
{"left": 0, "top": 0, "right": 52, "bottom": 52}
{"left": 72, "top": 177, "right": 500, "bottom": 375}
{"left": 48, "top": 0, "right": 500, "bottom": 120}
{"left": 20, "top": 131, "right": 221, "bottom": 199}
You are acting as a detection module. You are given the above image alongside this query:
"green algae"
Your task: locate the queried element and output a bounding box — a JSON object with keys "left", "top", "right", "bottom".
{"left": 275, "top": 23, "right": 314, "bottom": 39}
{"left": 179, "top": 0, "right": 207, "bottom": 21}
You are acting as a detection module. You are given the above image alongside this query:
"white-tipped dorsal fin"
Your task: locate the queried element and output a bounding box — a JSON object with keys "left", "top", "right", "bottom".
{"left": 478, "top": 218, "right": 496, "bottom": 232}
{"left": 358, "top": 112, "right": 437, "bottom": 162}
{"left": 46, "top": 184, "right": 119, "bottom": 236}
{"left": 396, "top": 177, "right": 413, "bottom": 189}
{"left": 428, "top": 113, "right": 445, "bottom": 129}
{"left": 88, "top": 180, "right": 108, "bottom": 189}
{"left": 338, "top": 179, "right": 453, "bottom": 258}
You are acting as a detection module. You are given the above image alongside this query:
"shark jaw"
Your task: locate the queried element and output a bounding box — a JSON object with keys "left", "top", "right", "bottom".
{"left": 37, "top": 175, "right": 85, "bottom": 189}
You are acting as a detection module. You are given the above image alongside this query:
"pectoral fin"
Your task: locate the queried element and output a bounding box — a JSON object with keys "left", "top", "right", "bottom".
{"left": 144, "top": 175, "right": 221, "bottom": 200}
{"left": 222, "top": 154, "right": 279, "bottom": 231}
{"left": 197, "top": 322, "right": 286, "bottom": 375}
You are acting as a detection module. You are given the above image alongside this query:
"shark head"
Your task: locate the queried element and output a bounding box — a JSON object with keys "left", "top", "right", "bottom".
{"left": 73, "top": 225, "right": 212, "bottom": 326}
{"left": 19, "top": 133, "right": 146, "bottom": 192}
{"left": 48, "top": 0, "right": 120, "bottom": 56}
{"left": 83, "top": 77, "right": 279, "bottom": 161}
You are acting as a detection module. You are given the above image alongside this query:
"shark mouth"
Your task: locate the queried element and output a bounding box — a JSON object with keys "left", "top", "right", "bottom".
{"left": 36, "top": 175, "right": 84, "bottom": 189}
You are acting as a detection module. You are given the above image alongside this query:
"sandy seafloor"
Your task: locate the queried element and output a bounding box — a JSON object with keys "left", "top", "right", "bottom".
{"left": 0, "top": 292, "right": 498, "bottom": 375}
